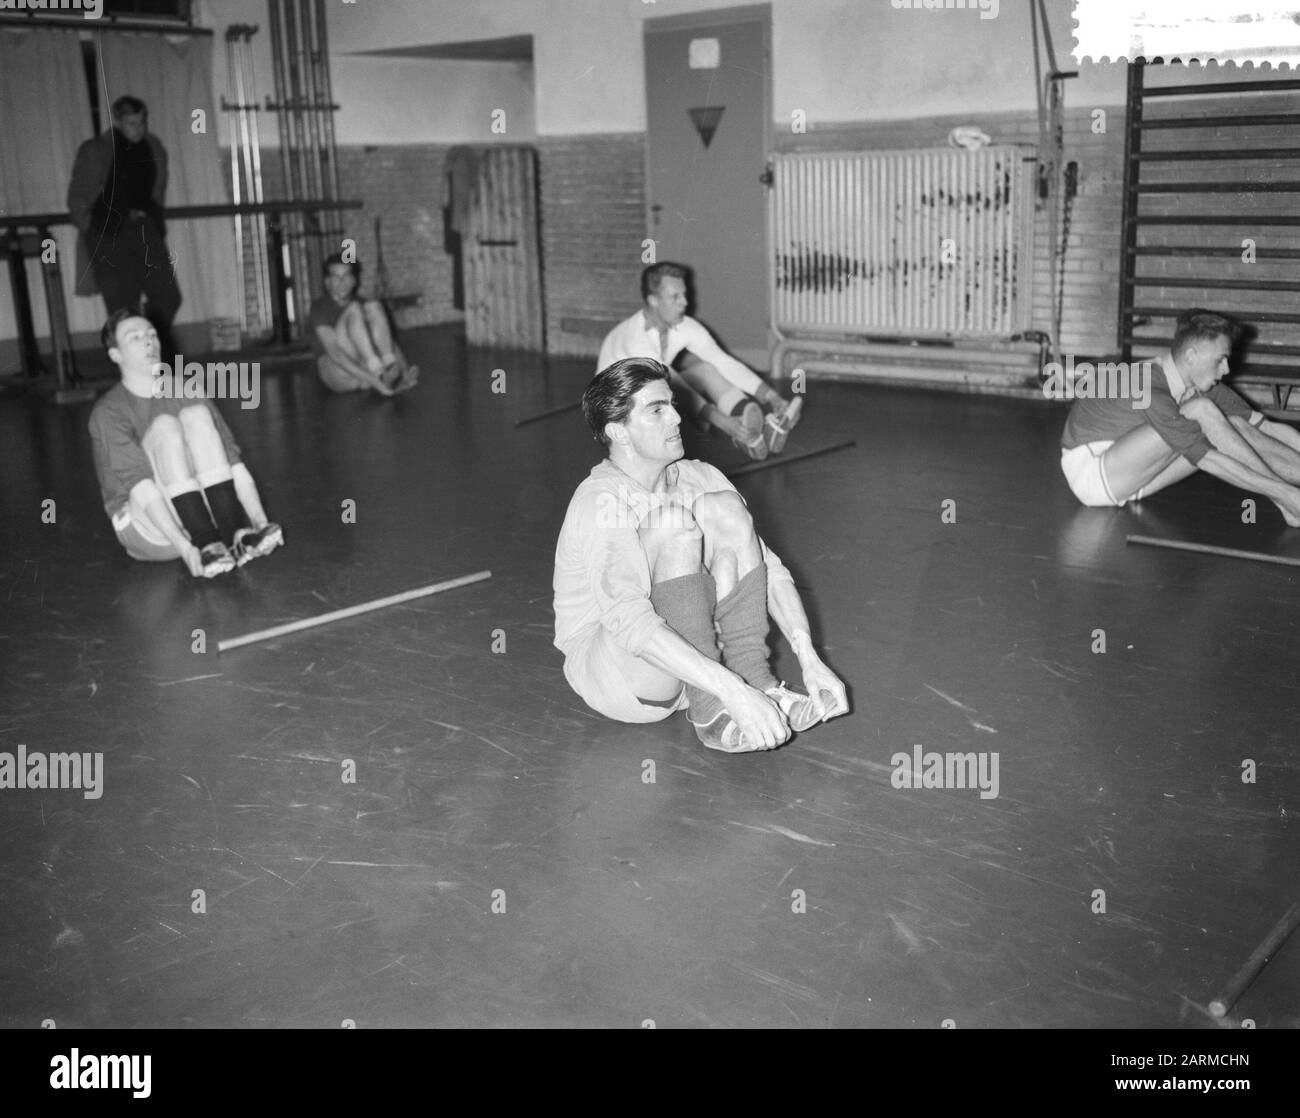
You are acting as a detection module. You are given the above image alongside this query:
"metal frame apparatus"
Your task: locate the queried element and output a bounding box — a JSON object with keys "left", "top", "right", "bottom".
{"left": 223, "top": 23, "right": 274, "bottom": 339}
{"left": 266, "top": 0, "right": 343, "bottom": 337}
{"left": 1119, "top": 61, "right": 1300, "bottom": 412}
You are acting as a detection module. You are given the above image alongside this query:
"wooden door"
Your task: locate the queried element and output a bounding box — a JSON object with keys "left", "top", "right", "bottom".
{"left": 644, "top": 7, "right": 771, "bottom": 367}
{"left": 465, "top": 146, "right": 545, "bottom": 350}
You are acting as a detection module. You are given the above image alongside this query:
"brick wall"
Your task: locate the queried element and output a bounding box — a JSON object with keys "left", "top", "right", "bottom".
{"left": 336, "top": 145, "right": 459, "bottom": 329}
{"left": 537, "top": 133, "right": 646, "bottom": 359}
{"left": 224, "top": 113, "right": 1133, "bottom": 369}
{"left": 227, "top": 137, "right": 652, "bottom": 357}
{"left": 222, "top": 144, "right": 462, "bottom": 336}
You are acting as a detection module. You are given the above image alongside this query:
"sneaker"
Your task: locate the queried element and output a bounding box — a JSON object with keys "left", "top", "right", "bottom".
{"left": 764, "top": 395, "right": 804, "bottom": 454}
{"left": 765, "top": 682, "right": 820, "bottom": 732}
{"left": 197, "top": 541, "right": 237, "bottom": 578}
{"left": 733, "top": 429, "right": 769, "bottom": 460}
{"left": 690, "top": 710, "right": 777, "bottom": 754}
{"left": 232, "top": 523, "right": 284, "bottom": 566}
{"left": 735, "top": 399, "right": 764, "bottom": 439}
{"left": 727, "top": 402, "right": 769, "bottom": 460}
{"left": 394, "top": 364, "right": 419, "bottom": 393}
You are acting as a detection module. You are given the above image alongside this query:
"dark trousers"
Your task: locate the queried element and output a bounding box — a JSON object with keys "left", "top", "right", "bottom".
{"left": 91, "top": 216, "right": 183, "bottom": 358}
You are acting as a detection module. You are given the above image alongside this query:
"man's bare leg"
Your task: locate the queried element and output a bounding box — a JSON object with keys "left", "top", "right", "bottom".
{"left": 140, "top": 414, "right": 235, "bottom": 573}
{"left": 360, "top": 301, "right": 419, "bottom": 388}
{"left": 1184, "top": 398, "right": 1300, "bottom": 525}
{"left": 1130, "top": 455, "right": 1198, "bottom": 500}
{"left": 634, "top": 500, "right": 708, "bottom": 704}
{"left": 1100, "top": 424, "right": 1190, "bottom": 503}
{"left": 337, "top": 301, "right": 383, "bottom": 368}
{"left": 674, "top": 355, "right": 764, "bottom": 451}
{"left": 675, "top": 352, "right": 741, "bottom": 406}
{"left": 1232, "top": 417, "right": 1300, "bottom": 485}
{"left": 693, "top": 490, "right": 763, "bottom": 600}
{"left": 175, "top": 405, "right": 280, "bottom": 560}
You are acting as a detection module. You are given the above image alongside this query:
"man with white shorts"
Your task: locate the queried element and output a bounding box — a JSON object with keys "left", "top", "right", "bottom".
{"left": 599, "top": 263, "right": 802, "bottom": 461}
{"left": 89, "top": 309, "right": 283, "bottom": 578}
{"left": 1060, "top": 309, "right": 1300, "bottom": 525}
{"left": 553, "top": 357, "right": 847, "bottom": 753}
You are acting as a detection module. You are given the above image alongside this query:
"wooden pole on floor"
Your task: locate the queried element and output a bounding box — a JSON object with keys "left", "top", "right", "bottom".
{"left": 515, "top": 400, "right": 582, "bottom": 427}
{"left": 1126, "top": 534, "right": 1300, "bottom": 569}
{"left": 1209, "top": 901, "right": 1300, "bottom": 1018}
{"left": 218, "top": 570, "right": 492, "bottom": 652}
{"left": 727, "top": 439, "right": 856, "bottom": 478}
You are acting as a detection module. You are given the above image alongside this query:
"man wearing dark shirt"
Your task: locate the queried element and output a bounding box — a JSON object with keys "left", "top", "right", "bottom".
{"left": 89, "top": 309, "right": 283, "bottom": 578}
{"left": 1059, "top": 309, "right": 1300, "bottom": 525}
{"left": 68, "top": 96, "right": 182, "bottom": 358}
{"left": 310, "top": 254, "right": 417, "bottom": 395}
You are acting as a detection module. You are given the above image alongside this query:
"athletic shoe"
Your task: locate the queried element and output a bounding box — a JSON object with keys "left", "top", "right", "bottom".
{"left": 232, "top": 523, "right": 284, "bottom": 566}
{"left": 690, "top": 710, "right": 778, "bottom": 754}
{"left": 733, "top": 430, "right": 769, "bottom": 460}
{"left": 197, "top": 542, "right": 237, "bottom": 579}
{"left": 729, "top": 401, "right": 769, "bottom": 460}
{"left": 735, "top": 399, "right": 764, "bottom": 437}
{"left": 764, "top": 395, "right": 804, "bottom": 454}
{"left": 394, "top": 364, "right": 419, "bottom": 393}
{"left": 765, "top": 682, "right": 821, "bottom": 732}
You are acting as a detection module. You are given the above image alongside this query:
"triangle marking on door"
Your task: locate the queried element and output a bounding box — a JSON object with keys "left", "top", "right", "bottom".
{"left": 688, "top": 105, "right": 725, "bottom": 150}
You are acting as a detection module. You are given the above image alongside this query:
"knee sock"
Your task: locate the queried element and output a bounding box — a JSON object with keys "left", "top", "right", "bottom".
{"left": 169, "top": 490, "right": 220, "bottom": 550}
{"left": 715, "top": 563, "right": 777, "bottom": 692}
{"left": 650, "top": 571, "right": 725, "bottom": 725}
{"left": 201, "top": 479, "right": 248, "bottom": 546}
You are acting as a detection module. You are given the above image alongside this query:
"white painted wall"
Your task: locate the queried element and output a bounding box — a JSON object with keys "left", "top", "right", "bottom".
{"left": 197, "top": 0, "right": 534, "bottom": 147}
{"left": 197, "top": 0, "right": 1123, "bottom": 146}
{"left": 324, "top": 0, "right": 1126, "bottom": 138}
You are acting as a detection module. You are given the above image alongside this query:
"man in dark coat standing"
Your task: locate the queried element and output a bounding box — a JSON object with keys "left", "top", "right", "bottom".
{"left": 68, "top": 95, "right": 182, "bottom": 359}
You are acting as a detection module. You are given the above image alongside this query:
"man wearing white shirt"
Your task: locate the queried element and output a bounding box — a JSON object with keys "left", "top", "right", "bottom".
{"left": 598, "top": 263, "right": 802, "bottom": 460}
{"left": 553, "top": 356, "right": 848, "bottom": 753}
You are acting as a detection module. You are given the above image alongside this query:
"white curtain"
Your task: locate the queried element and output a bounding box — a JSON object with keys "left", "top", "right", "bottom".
{"left": 0, "top": 27, "right": 98, "bottom": 345}
{"left": 94, "top": 31, "right": 239, "bottom": 328}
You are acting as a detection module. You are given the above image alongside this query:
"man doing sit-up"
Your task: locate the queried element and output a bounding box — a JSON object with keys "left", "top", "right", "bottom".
{"left": 553, "top": 357, "right": 847, "bottom": 753}
{"left": 599, "top": 263, "right": 802, "bottom": 461}
{"left": 310, "top": 254, "right": 418, "bottom": 396}
{"left": 89, "top": 309, "right": 283, "bottom": 578}
{"left": 1060, "top": 308, "right": 1300, "bottom": 525}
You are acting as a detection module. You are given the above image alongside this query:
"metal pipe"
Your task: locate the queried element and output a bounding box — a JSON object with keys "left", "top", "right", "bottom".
{"left": 225, "top": 30, "right": 247, "bottom": 333}
{"left": 240, "top": 27, "right": 273, "bottom": 333}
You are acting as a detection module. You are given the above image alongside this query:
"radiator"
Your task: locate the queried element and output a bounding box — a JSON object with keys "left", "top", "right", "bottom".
{"left": 770, "top": 147, "right": 1037, "bottom": 340}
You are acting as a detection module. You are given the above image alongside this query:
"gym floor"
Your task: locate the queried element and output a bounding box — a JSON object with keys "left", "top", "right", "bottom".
{"left": 1, "top": 325, "right": 1296, "bottom": 1028}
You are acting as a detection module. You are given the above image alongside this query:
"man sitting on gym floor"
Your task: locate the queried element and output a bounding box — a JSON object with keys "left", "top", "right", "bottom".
{"left": 310, "top": 254, "right": 418, "bottom": 396}
{"left": 1060, "top": 308, "right": 1300, "bottom": 525}
{"left": 89, "top": 309, "right": 283, "bottom": 578}
{"left": 553, "top": 357, "right": 848, "bottom": 753}
{"left": 599, "top": 263, "right": 802, "bottom": 461}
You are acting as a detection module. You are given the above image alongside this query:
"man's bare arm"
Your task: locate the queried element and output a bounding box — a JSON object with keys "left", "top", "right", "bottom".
{"left": 1182, "top": 396, "right": 1273, "bottom": 474}
{"left": 130, "top": 479, "right": 203, "bottom": 575}
{"left": 1258, "top": 417, "right": 1300, "bottom": 453}
{"left": 767, "top": 578, "right": 849, "bottom": 719}
{"left": 1197, "top": 450, "right": 1300, "bottom": 525}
